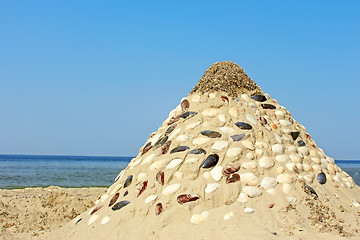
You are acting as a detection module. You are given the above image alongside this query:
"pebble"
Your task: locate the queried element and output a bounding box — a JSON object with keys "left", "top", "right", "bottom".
{"left": 259, "top": 156, "right": 275, "bottom": 169}
{"left": 210, "top": 166, "right": 223, "bottom": 181}
{"left": 212, "top": 140, "right": 229, "bottom": 151}
{"left": 192, "top": 137, "right": 210, "bottom": 146}
{"left": 162, "top": 184, "right": 181, "bottom": 195}
{"left": 260, "top": 177, "right": 278, "bottom": 189}
{"left": 270, "top": 123, "right": 277, "bottom": 130}
{"left": 224, "top": 212, "right": 235, "bottom": 220}
{"left": 226, "top": 147, "right": 242, "bottom": 158}
{"left": 205, "top": 183, "right": 220, "bottom": 193}
{"left": 176, "top": 134, "right": 192, "bottom": 142}
{"left": 241, "top": 140, "right": 254, "bottom": 150}
{"left": 272, "top": 144, "right": 283, "bottom": 154}
{"left": 166, "top": 158, "right": 183, "bottom": 169}
{"left": 145, "top": 195, "right": 158, "bottom": 203}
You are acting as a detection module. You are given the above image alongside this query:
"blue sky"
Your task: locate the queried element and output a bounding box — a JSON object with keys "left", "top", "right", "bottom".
{"left": 0, "top": 1, "right": 359, "bottom": 159}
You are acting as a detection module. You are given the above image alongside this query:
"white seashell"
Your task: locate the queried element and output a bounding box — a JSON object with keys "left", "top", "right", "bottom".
{"left": 229, "top": 107, "right": 239, "bottom": 117}
{"left": 162, "top": 184, "right": 181, "bottom": 195}
{"left": 286, "top": 146, "right": 296, "bottom": 152}
{"left": 282, "top": 183, "right": 294, "bottom": 194}
{"left": 192, "top": 137, "right": 210, "bottom": 146}
{"left": 137, "top": 173, "right": 148, "bottom": 181}
{"left": 212, "top": 140, "right": 229, "bottom": 151}
{"left": 351, "top": 199, "right": 360, "bottom": 208}
{"left": 150, "top": 133, "right": 162, "bottom": 144}
{"left": 109, "top": 184, "right": 122, "bottom": 196}
{"left": 242, "top": 161, "right": 257, "bottom": 170}
{"left": 240, "top": 173, "right": 259, "bottom": 186}
{"left": 168, "top": 128, "right": 181, "bottom": 140}
{"left": 246, "top": 114, "right": 258, "bottom": 124}
{"left": 224, "top": 211, "right": 235, "bottom": 220}
{"left": 255, "top": 141, "right": 268, "bottom": 149}
{"left": 275, "top": 111, "right": 285, "bottom": 118}
{"left": 203, "top": 171, "right": 211, "bottom": 179}
{"left": 244, "top": 207, "right": 255, "bottom": 214}
{"left": 260, "top": 177, "right": 278, "bottom": 189}
{"left": 210, "top": 166, "right": 223, "bottom": 181}
{"left": 290, "top": 153, "right": 302, "bottom": 162}
{"left": 241, "top": 94, "right": 251, "bottom": 101}
{"left": 191, "top": 94, "right": 201, "bottom": 102}
{"left": 205, "top": 183, "right": 220, "bottom": 193}
{"left": 255, "top": 149, "right": 263, "bottom": 156}
{"left": 218, "top": 114, "right": 226, "bottom": 123}
{"left": 296, "top": 163, "right": 303, "bottom": 172}
{"left": 190, "top": 212, "right": 208, "bottom": 224}
{"left": 282, "top": 128, "right": 292, "bottom": 134}
{"left": 114, "top": 170, "right": 125, "bottom": 182}
{"left": 185, "top": 121, "right": 201, "bottom": 130}
{"left": 266, "top": 188, "right": 276, "bottom": 195}
{"left": 174, "top": 171, "right": 183, "bottom": 180}
{"left": 275, "top": 155, "right": 290, "bottom": 162}
{"left": 246, "top": 152, "right": 255, "bottom": 160}
{"left": 241, "top": 140, "right": 254, "bottom": 150}
{"left": 176, "top": 134, "right": 192, "bottom": 142}
{"left": 141, "top": 153, "right": 156, "bottom": 165}
{"left": 88, "top": 214, "right": 99, "bottom": 225}
{"left": 145, "top": 195, "right": 158, "bottom": 203}
{"left": 298, "top": 146, "right": 309, "bottom": 156}
{"left": 259, "top": 157, "right": 275, "bottom": 169}
{"left": 220, "top": 126, "right": 234, "bottom": 134}
{"left": 277, "top": 173, "right": 296, "bottom": 183}
{"left": 129, "top": 158, "right": 141, "bottom": 169}
{"left": 274, "top": 133, "right": 282, "bottom": 144}
{"left": 287, "top": 197, "right": 297, "bottom": 203}
{"left": 238, "top": 192, "right": 249, "bottom": 203}
{"left": 185, "top": 157, "right": 199, "bottom": 165}
{"left": 202, "top": 108, "right": 219, "bottom": 117}
{"left": 226, "top": 147, "right": 242, "bottom": 158}
{"left": 101, "top": 216, "right": 110, "bottom": 225}
{"left": 279, "top": 119, "right": 292, "bottom": 127}
{"left": 310, "top": 150, "right": 318, "bottom": 157}
{"left": 272, "top": 144, "right": 283, "bottom": 154}
{"left": 166, "top": 158, "right": 183, "bottom": 169}
{"left": 150, "top": 160, "right": 163, "bottom": 171}
{"left": 286, "top": 162, "right": 296, "bottom": 172}
{"left": 303, "top": 173, "right": 315, "bottom": 183}
{"left": 100, "top": 194, "right": 109, "bottom": 203}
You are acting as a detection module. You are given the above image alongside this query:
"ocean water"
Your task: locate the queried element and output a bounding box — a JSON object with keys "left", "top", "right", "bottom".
{"left": 0, "top": 155, "right": 359, "bottom": 189}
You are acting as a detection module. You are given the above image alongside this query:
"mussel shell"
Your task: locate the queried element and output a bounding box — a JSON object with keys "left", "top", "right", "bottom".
{"left": 123, "top": 190, "right": 128, "bottom": 196}
{"left": 305, "top": 185, "right": 318, "bottom": 198}
{"left": 153, "top": 136, "right": 168, "bottom": 150}
{"left": 200, "top": 154, "right": 219, "bottom": 168}
{"left": 136, "top": 180, "right": 148, "bottom": 198}
{"left": 200, "top": 130, "right": 222, "bottom": 138}
{"left": 297, "top": 140, "right": 306, "bottom": 147}
{"left": 177, "top": 194, "right": 200, "bottom": 205}
{"left": 251, "top": 95, "right": 267, "bottom": 102}
{"left": 221, "top": 96, "right": 229, "bottom": 103}
{"left": 123, "top": 175, "right": 133, "bottom": 188}
{"left": 108, "top": 193, "right": 120, "bottom": 207}
{"left": 180, "top": 111, "right": 197, "bottom": 119}
{"left": 111, "top": 201, "right": 130, "bottom": 211}
{"left": 161, "top": 141, "right": 172, "bottom": 154}
{"left": 156, "top": 171, "right": 164, "bottom": 185}
{"left": 165, "top": 124, "right": 177, "bottom": 135}
{"left": 291, "top": 131, "right": 300, "bottom": 141}
{"left": 188, "top": 148, "right": 206, "bottom": 155}
{"left": 317, "top": 172, "right": 327, "bottom": 185}
{"left": 155, "top": 203, "right": 163, "bottom": 216}
{"left": 261, "top": 104, "right": 276, "bottom": 110}
{"left": 181, "top": 99, "right": 190, "bottom": 111}
{"left": 142, "top": 142, "right": 152, "bottom": 156}
{"left": 222, "top": 164, "right": 240, "bottom": 176}
{"left": 90, "top": 206, "right": 102, "bottom": 215}
{"left": 235, "top": 122, "right": 252, "bottom": 130}
{"left": 170, "top": 146, "right": 190, "bottom": 154}
{"left": 231, "top": 133, "right": 249, "bottom": 142}
{"left": 226, "top": 173, "right": 240, "bottom": 183}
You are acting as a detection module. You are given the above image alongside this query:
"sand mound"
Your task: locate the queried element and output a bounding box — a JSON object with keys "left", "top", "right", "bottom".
{"left": 46, "top": 61, "right": 360, "bottom": 240}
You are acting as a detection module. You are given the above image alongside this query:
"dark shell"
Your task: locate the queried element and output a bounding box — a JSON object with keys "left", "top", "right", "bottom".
{"left": 188, "top": 148, "right": 206, "bottom": 155}
{"left": 261, "top": 104, "right": 276, "bottom": 110}
{"left": 235, "top": 122, "right": 252, "bottom": 130}
{"left": 177, "top": 194, "right": 200, "bottom": 205}
{"left": 111, "top": 200, "right": 130, "bottom": 211}
{"left": 269, "top": 203, "right": 275, "bottom": 208}
{"left": 200, "top": 130, "right": 222, "bottom": 138}
{"left": 297, "top": 140, "right": 306, "bottom": 147}
{"left": 170, "top": 146, "right": 190, "bottom": 154}
{"left": 161, "top": 141, "right": 172, "bottom": 154}
{"left": 156, "top": 171, "right": 164, "bottom": 185}
{"left": 291, "top": 131, "right": 300, "bottom": 141}
{"left": 317, "top": 172, "right": 327, "bottom": 185}
{"left": 108, "top": 193, "right": 120, "bottom": 207}
{"left": 123, "top": 190, "right": 128, "bottom": 196}
{"left": 180, "top": 111, "right": 197, "bottom": 119}
{"left": 181, "top": 99, "right": 190, "bottom": 111}
{"left": 231, "top": 133, "right": 248, "bottom": 142}
{"left": 251, "top": 95, "right": 267, "bottom": 102}
{"left": 136, "top": 180, "right": 148, "bottom": 198}
{"left": 155, "top": 203, "right": 163, "bottom": 216}
{"left": 168, "top": 115, "right": 180, "bottom": 125}
{"left": 90, "top": 206, "right": 102, "bottom": 215}
{"left": 200, "top": 154, "right": 219, "bottom": 168}
{"left": 141, "top": 142, "right": 152, "bottom": 156}
{"left": 123, "top": 175, "right": 133, "bottom": 188}
{"left": 75, "top": 218, "right": 82, "bottom": 224}
{"left": 305, "top": 185, "right": 318, "bottom": 198}
{"left": 306, "top": 133, "right": 311, "bottom": 140}
{"left": 153, "top": 136, "right": 168, "bottom": 150}
{"left": 259, "top": 116, "right": 267, "bottom": 125}
{"left": 165, "top": 124, "right": 177, "bottom": 135}
{"left": 226, "top": 173, "right": 240, "bottom": 183}
{"left": 221, "top": 96, "right": 229, "bottom": 103}
{"left": 222, "top": 163, "right": 240, "bottom": 176}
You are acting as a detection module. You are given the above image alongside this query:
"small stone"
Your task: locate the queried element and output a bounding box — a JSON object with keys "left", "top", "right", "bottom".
{"left": 192, "top": 137, "right": 210, "bottom": 146}
{"left": 218, "top": 114, "right": 226, "bottom": 123}
{"left": 145, "top": 195, "right": 158, "bottom": 203}
{"left": 202, "top": 108, "right": 219, "bottom": 117}
{"left": 242, "top": 161, "right": 257, "bottom": 170}
{"left": 229, "top": 107, "right": 239, "bottom": 117}
{"left": 277, "top": 173, "right": 296, "bottom": 183}
{"left": 270, "top": 123, "right": 277, "bottom": 130}
{"left": 298, "top": 146, "right": 309, "bottom": 156}
{"left": 190, "top": 212, "right": 208, "bottom": 224}
{"left": 279, "top": 119, "right": 292, "bottom": 127}
{"left": 101, "top": 216, "right": 110, "bottom": 225}
{"left": 185, "top": 121, "right": 201, "bottom": 130}
{"left": 243, "top": 186, "right": 262, "bottom": 198}
{"left": 275, "top": 155, "right": 290, "bottom": 162}
{"left": 246, "top": 114, "right": 258, "bottom": 124}
{"left": 224, "top": 211, "right": 235, "bottom": 220}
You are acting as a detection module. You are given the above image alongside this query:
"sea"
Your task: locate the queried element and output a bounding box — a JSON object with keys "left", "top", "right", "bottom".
{"left": 0, "top": 154, "right": 359, "bottom": 189}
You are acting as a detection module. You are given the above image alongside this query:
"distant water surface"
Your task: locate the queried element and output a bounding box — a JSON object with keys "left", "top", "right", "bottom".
{"left": 0, "top": 155, "right": 359, "bottom": 189}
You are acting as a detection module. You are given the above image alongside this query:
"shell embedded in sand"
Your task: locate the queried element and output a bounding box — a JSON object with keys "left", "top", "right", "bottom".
{"left": 218, "top": 114, "right": 226, "bottom": 122}
{"left": 186, "top": 121, "right": 201, "bottom": 130}
{"left": 246, "top": 114, "right": 258, "bottom": 124}
{"left": 240, "top": 173, "right": 259, "bottom": 186}
{"left": 224, "top": 211, "right": 235, "bottom": 220}
{"left": 242, "top": 161, "right": 257, "bottom": 170}
{"left": 276, "top": 155, "right": 290, "bottom": 162}
{"left": 205, "top": 183, "right": 220, "bottom": 193}
{"left": 192, "top": 137, "right": 210, "bottom": 146}
{"left": 166, "top": 158, "right": 183, "bottom": 169}
{"left": 220, "top": 126, "right": 235, "bottom": 134}
{"left": 260, "top": 177, "right": 278, "bottom": 189}
{"left": 272, "top": 144, "right": 283, "bottom": 154}
{"left": 241, "top": 140, "right": 254, "bottom": 150}
{"left": 212, "top": 140, "right": 229, "bottom": 151}
{"left": 229, "top": 107, "right": 239, "bottom": 117}
{"left": 277, "top": 173, "right": 296, "bottom": 184}
{"left": 244, "top": 207, "right": 256, "bottom": 214}
{"left": 238, "top": 192, "right": 249, "bottom": 203}
{"left": 243, "top": 186, "right": 262, "bottom": 198}
{"left": 162, "top": 184, "right": 181, "bottom": 195}
{"left": 190, "top": 212, "right": 209, "bottom": 224}
{"left": 145, "top": 195, "right": 158, "bottom": 203}
{"left": 226, "top": 147, "right": 242, "bottom": 157}
{"left": 259, "top": 157, "right": 275, "bottom": 169}
{"left": 210, "top": 166, "right": 223, "bottom": 181}
{"left": 88, "top": 214, "right": 99, "bottom": 225}
{"left": 101, "top": 216, "right": 110, "bottom": 225}
{"left": 202, "top": 108, "right": 219, "bottom": 117}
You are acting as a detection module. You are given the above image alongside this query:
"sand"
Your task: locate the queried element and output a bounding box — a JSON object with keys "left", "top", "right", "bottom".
{"left": 0, "top": 187, "right": 106, "bottom": 240}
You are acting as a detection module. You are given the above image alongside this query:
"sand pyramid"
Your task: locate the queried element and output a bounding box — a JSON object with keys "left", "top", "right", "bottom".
{"left": 50, "top": 61, "right": 360, "bottom": 240}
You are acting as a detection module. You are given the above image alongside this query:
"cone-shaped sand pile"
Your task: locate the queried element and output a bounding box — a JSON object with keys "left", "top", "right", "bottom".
{"left": 49, "top": 61, "right": 360, "bottom": 240}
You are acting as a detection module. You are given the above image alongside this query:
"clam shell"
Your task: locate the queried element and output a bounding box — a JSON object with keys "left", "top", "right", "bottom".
{"left": 155, "top": 203, "right": 163, "bottom": 216}
{"left": 243, "top": 186, "right": 262, "bottom": 198}
{"left": 181, "top": 99, "right": 190, "bottom": 111}
{"left": 275, "top": 155, "right": 290, "bottom": 162}
{"left": 259, "top": 116, "right": 267, "bottom": 125}
{"left": 218, "top": 114, "right": 226, "bottom": 122}
{"left": 201, "top": 130, "right": 222, "bottom": 138}
{"left": 145, "top": 195, "right": 158, "bottom": 203}
{"left": 240, "top": 172, "right": 258, "bottom": 185}
{"left": 165, "top": 124, "right": 177, "bottom": 136}
{"left": 212, "top": 140, "right": 228, "bottom": 151}
{"left": 200, "top": 154, "right": 219, "bottom": 168}
{"left": 190, "top": 212, "right": 208, "bottom": 224}
{"left": 305, "top": 185, "right": 318, "bottom": 198}
{"left": 272, "top": 144, "right": 283, "bottom": 154}
{"left": 297, "top": 140, "right": 306, "bottom": 147}
{"left": 166, "top": 158, "right": 183, "bottom": 169}
{"left": 241, "top": 140, "right": 254, "bottom": 150}
{"left": 177, "top": 194, "right": 200, "bottom": 204}
{"left": 101, "top": 216, "right": 110, "bottom": 225}
{"left": 226, "top": 173, "right": 240, "bottom": 183}
{"left": 123, "top": 175, "right": 133, "bottom": 188}
{"left": 259, "top": 157, "right": 275, "bottom": 169}
{"left": 170, "top": 146, "right": 190, "bottom": 154}
{"left": 219, "top": 126, "right": 234, "bottom": 134}
{"left": 135, "top": 181, "right": 148, "bottom": 198}
{"left": 108, "top": 193, "right": 119, "bottom": 207}
{"left": 192, "top": 137, "right": 210, "bottom": 146}
{"left": 156, "top": 171, "right": 164, "bottom": 185}
{"left": 246, "top": 114, "right": 258, "bottom": 124}
{"left": 279, "top": 119, "right": 292, "bottom": 127}
{"left": 111, "top": 201, "right": 130, "bottom": 211}
{"left": 210, "top": 166, "right": 223, "bottom": 181}
{"left": 277, "top": 173, "right": 296, "bottom": 183}
{"left": 235, "top": 122, "right": 252, "bottom": 130}
{"left": 185, "top": 121, "right": 201, "bottom": 130}
{"left": 238, "top": 192, "right": 249, "bottom": 203}
{"left": 260, "top": 177, "right": 278, "bottom": 189}
{"left": 317, "top": 172, "right": 327, "bottom": 184}
{"left": 226, "top": 147, "right": 242, "bottom": 158}
{"left": 188, "top": 148, "right": 206, "bottom": 154}
{"left": 229, "top": 107, "right": 239, "bottom": 117}
{"left": 141, "top": 142, "right": 152, "bottom": 156}
{"left": 202, "top": 108, "right": 219, "bottom": 117}
{"left": 251, "top": 95, "right": 267, "bottom": 102}
{"left": 222, "top": 163, "right": 240, "bottom": 176}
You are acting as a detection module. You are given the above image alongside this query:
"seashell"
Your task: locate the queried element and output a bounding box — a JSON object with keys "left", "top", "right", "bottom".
{"left": 224, "top": 211, "right": 235, "bottom": 220}
{"left": 190, "top": 212, "right": 208, "bottom": 224}
{"left": 142, "top": 142, "right": 152, "bottom": 156}
{"left": 226, "top": 147, "right": 242, "bottom": 158}
{"left": 100, "top": 193, "right": 109, "bottom": 203}
{"left": 286, "top": 162, "right": 296, "bottom": 172}
{"left": 246, "top": 152, "right": 255, "bottom": 160}
{"left": 241, "top": 140, "right": 254, "bottom": 150}
{"left": 290, "top": 131, "right": 300, "bottom": 141}
{"left": 231, "top": 133, "right": 249, "bottom": 142}
{"left": 165, "top": 124, "right": 177, "bottom": 136}
{"left": 192, "top": 137, "right": 210, "bottom": 146}
{"left": 219, "top": 126, "right": 234, "bottom": 134}
{"left": 226, "top": 173, "right": 240, "bottom": 183}
{"left": 156, "top": 171, "right": 164, "bottom": 185}
{"left": 297, "top": 140, "right": 306, "bottom": 147}
{"left": 242, "top": 161, "right": 257, "bottom": 170}
{"left": 101, "top": 216, "right": 110, "bottom": 225}
{"left": 108, "top": 193, "right": 120, "bottom": 207}
{"left": 222, "top": 163, "right": 240, "bottom": 176}
{"left": 185, "top": 157, "right": 199, "bottom": 165}
{"left": 111, "top": 201, "right": 130, "bottom": 211}
{"left": 259, "top": 157, "right": 275, "bottom": 169}
{"left": 142, "top": 153, "right": 156, "bottom": 165}
{"left": 327, "top": 164, "right": 336, "bottom": 174}
{"left": 145, "top": 195, "right": 158, "bottom": 203}
{"left": 221, "top": 96, "right": 229, "bottom": 103}
{"left": 201, "top": 154, "right": 219, "bottom": 168}
{"left": 176, "top": 134, "right": 192, "bottom": 142}
{"left": 238, "top": 192, "right": 249, "bottom": 203}
{"left": 191, "top": 94, "right": 201, "bottom": 102}
{"left": 153, "top": 136, "right": 169, "bottom": 150}
{"left": 202, "top": 108, "right": 219, "bottom": 118}
{"left": 123, "top": 190, "right": 128, "bottom": 196}
{"left": 277, "top": 166, "right": 285, "bottom": 174}
{"left": 181, "top": 99, "right": 190, "bottom": 111}
{"left": 266, "top": 188, "right": 276, "bottom": 195}
{"left": 212, "top": 140, "right": 228, "bottom": 151}
{"left": 270, "top": 123, "right": 277, "bottom": 130}
{"left": 283, "top": 183, "right": 294, "bottom": 194}
{"left": 218, "top": 114, "right": 226, "bottom": 122}
{"left": 90, "top": 206, "right": 102, "bottom": 215}
{"left": 168, "top": 128, "right": 181, "bottom": 140}
{"left": 123, "top": 175, "right": 133, "bottom": 188}
{"left": 161, "top": 141, "right": 172, "bottom": 154}
{"left": 272, "top": 144, "right": 283, "bottom": 154}
{"left": 261, "top": 104, "right": 276, "bottom": 109}
{"left": 235, "top": 122, "right": 252, "bottom": 130}
{"left": 168, "top": 115, "right": 181, "bottom": 125}
{"left": 185, "top": 121, "right": 201, "bottom": 130}
{"left": 275, "top": 155, "right": 290, "bottom": 162}
{"left": 210, "top": 166, "right": 223, "bottom": 181}
{"left": 255, "top": 149, "right": 263, "bottom": 156}
{"left": 246, "top": 114, "right": 258, "bottom": 124}
{"left": 177, "top": 194, "right": 200, "bottom": 204}
{"left": 88, "top": 214, "right": 99, "bottom": 225}
{"left": 351, "top": 199, "right": 360, "bottom": 208}
{"left": 259, "top": 116, "right": 267, "bottom": 125}
{"left": 305, "top": 185, "right": 318, "bottom": 198}
{"left": 201, "top": 130, "right": 222, "bottom": 138}
{"left": 298, "top": 146, "right": 309, "bottom": 156}
{"left": 205, "top": 183, "right": 220, "bottom": 193}
{"left": 275, "top": 110, "right": 285, "bottom": 117}
{"left": 279, "top": 119, "right": 292, "bottom": 127}
{"left": 162, "top": 184, "right": 181, "bottom": 195}
{"left": 229, "top": 107, "right": 239, "bottom": 117}
{"left": 149, "top": 160, "right": 163, "bottom": 171}
{"left": 317, "top": 172, "right": 327, "bottom": 184}
{"left": 260, "top": 177, "right": 278, "bottom": 189}
{"left": 290, "top": 153, "right": 302, "bottom": 162}
{"left": 249, "top": 103, "right": 257, "bottom": 108}
{"left": 170, "top": 146, "right": 190, "bottom": 154}
{"left": 155, "top": 203, "right": 163, "bottom": 216}
{"left": 251, "top": 95, "right": 267, "bottom": 102}
{"left": 189, "top": 148, "right": 206, "bottom": 154}
{"left": 274, "top": 133, "right": 282, "bottom": 144}
{"left": 136, "top": 181, "right": 148, "bottom": 198}
{"left": 240, "top": 172, "right": 258, "bottom": 185}
{"left": 287, "top": 197, "right": 297, "bottom": 203}
{"left": 243, "top": 186, "right": 262, "bottom": 198}
{"left": 277, "top": 173, "right": 296, "bottom": 183}
{"left": 137, "top": 173, "right": 147, "bottom": 182}
{"left": 203, "top": 171, "right": 211, "bottom": 179}
{"left": 181, "top": 111, "right": 198, "bottom": 119}
{"left": 166, "top": 158, "right": 183, "bottom": 169}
